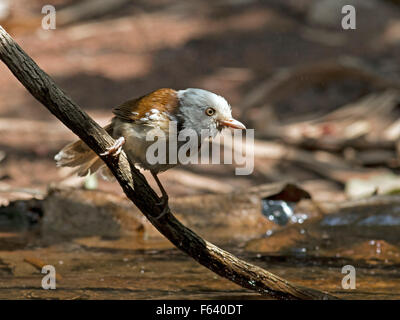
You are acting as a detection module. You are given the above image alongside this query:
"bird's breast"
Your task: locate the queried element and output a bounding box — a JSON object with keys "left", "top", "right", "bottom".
{"left": 111, "top": 117, "right": 181, "bottom": 172}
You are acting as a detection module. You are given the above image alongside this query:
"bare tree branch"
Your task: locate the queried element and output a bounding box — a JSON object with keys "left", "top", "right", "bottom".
{"left": 0, "top": 26, "right": 337, "bottom": 300}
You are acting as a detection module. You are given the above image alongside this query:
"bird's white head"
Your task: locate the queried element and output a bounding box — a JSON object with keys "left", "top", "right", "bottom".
{"left": 176, "top": 88, "right": 245, "bottom": 137}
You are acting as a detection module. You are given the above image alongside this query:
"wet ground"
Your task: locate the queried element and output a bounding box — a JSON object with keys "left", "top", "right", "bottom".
{"left": 2, "top": 243, "right": 399, "bottom": 300}
{"left": 2, "top": 187, "right": 400, "bottom": 299}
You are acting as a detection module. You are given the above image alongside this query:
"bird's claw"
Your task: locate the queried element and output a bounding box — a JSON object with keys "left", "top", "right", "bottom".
{"left": 100, "top": 137, "right": 125, "bottom": 157}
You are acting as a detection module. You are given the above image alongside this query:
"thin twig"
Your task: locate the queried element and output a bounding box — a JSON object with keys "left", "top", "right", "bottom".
{"left": 0, "top": 26, "right": 337, "bottom": 300}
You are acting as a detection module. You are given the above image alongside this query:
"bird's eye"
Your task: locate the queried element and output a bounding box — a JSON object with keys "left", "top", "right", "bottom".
{"left": 205, "top": 107, "right": 215, "bottom": 116}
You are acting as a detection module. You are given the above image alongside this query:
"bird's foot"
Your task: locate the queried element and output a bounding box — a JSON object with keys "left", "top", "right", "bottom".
{"left": 154, "top": 194, "right": 170, "bottom": 219}
{"left": 100, "top": 137, "right": 125, "bottom": 157}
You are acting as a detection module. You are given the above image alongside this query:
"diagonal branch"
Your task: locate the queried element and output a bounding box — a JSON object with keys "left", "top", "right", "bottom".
{"left": 0, "top": 26, "right": 337, "bottom": 300}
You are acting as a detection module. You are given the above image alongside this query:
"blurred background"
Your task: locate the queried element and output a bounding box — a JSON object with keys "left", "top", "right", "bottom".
{"left": 1, "top": 0, "right": 400, "bottom": 299}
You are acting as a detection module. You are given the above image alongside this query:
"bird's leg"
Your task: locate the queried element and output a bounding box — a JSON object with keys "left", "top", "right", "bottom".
{"left": 151, "top": 171, "right": 170, "bottom": 219}
{"left": 100, "top": 137, "right": 125, "bottom": 156}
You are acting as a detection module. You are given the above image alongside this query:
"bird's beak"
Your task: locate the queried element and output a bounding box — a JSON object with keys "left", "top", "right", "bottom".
{"left": 218, "top": 118, "right": 246, "bottom": 130}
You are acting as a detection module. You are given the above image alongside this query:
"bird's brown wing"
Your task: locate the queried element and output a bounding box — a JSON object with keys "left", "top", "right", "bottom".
{"left": 112, "top": 88, "right": 179, "bottom": 122}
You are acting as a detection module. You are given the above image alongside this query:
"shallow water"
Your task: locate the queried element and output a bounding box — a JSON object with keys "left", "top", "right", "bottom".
{"left": 1, "top": 197, "right": 400, "bottom": 299}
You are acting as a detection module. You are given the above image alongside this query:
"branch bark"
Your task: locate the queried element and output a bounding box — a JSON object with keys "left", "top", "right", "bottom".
{"left": 0, "top": 26, "right": 337, "bottom": 300}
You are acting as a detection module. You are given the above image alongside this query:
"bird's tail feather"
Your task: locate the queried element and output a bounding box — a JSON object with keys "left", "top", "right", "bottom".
{"left": 54, "top": 124, "right": 114, "bottom": 179}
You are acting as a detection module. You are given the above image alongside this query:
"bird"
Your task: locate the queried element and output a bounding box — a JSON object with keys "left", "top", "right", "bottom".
{"left": 54, "top": 88, "right": 246, "bottom": 217}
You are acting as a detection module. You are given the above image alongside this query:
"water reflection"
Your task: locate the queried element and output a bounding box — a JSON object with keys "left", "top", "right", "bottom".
{"left": 261, "top": 199, "right": 309, "bottom": 226}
